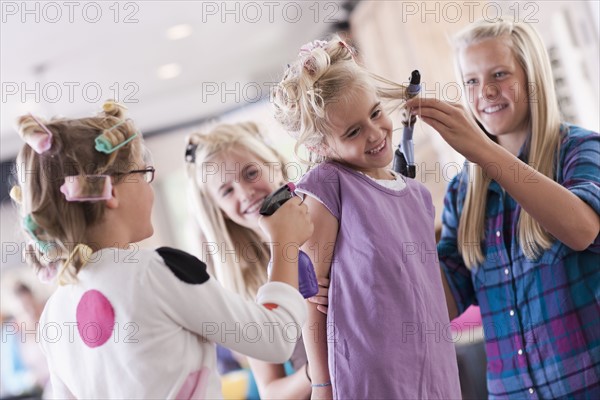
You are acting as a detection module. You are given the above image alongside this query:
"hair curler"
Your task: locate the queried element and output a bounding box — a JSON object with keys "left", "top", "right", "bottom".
{"left": 393, "top": 70, "right": 421, "bottom": 178}
{"left": 260, "top": 183, "right": 319, "bottom": 298}
{"left": 95, "top": 119, "right": 138, "bottom": 154}
{"left": 60, "top": 175, "right": 112, "bottom": 202}
{"left": 23, "top": 215, "right": 52, "bottom": 253}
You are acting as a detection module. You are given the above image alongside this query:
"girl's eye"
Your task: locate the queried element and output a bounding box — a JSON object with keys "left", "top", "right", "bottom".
{"left": 494, "top": 72, "right": 507, "bottom": 78}
{"left": 221, "top": 187, "right": 233, "bottom": 197}
{"left": 371, "top": 109, "right": 382, "bottom": 119}
{"left": 464, "top": 78, "right": 477, "bottom": 85}
{"left": 347, "top": 128, "right": 360, "bottom": 138}
{"left": 243, "top": 167, "right": 260, "bottom": 182}
{"left": 245, "top": 168, "right": 259, "bottom": 180}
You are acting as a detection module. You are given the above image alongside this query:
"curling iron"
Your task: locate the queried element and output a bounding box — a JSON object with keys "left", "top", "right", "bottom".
{"left": 259, "top": 183, "right": 319, "bottom": 299}
{"left": 392, "top": 70, "right": 421, "bottom": 178}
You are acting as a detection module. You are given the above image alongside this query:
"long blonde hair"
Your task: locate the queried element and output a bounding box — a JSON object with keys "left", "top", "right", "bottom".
{"left": 185, "top": 122, "right": 290, "bottom": 300}
{"left": 454, "top": 18, "right": 562, "bottom": 267}
{"left": 272, "top": 34, "right": 409, "bottom": 164}
{"left": 13, "top": 102, "right": 144, "bottom": 284}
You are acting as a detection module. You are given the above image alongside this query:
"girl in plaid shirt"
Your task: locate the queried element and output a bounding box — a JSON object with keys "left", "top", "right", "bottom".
{"left": 407, "top": 18, "right": 600, "bottom": 399}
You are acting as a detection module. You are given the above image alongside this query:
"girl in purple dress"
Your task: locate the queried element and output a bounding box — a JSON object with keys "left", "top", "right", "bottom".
{"left": 272, "top": 36, "right": 462, "bottom": 399}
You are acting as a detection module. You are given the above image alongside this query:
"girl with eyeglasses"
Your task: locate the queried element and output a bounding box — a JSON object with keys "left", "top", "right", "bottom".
{"left": 12, "top": 101, "right": 313, "bottom": 398}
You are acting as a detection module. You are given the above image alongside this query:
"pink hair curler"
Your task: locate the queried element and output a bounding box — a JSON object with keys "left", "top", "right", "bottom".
{"left": 26, "top": 114, "right": 53, "bottom": 154}
{"left": 60, "top": 175, "right": 112, "bottom": 202}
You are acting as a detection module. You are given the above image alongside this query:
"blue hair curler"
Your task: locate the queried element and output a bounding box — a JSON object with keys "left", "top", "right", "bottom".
{"left": 23, "top": 214, "right": 53, "bottom": 253}
{"left": 95, "top": 119, "right": 138, "bottom": 154}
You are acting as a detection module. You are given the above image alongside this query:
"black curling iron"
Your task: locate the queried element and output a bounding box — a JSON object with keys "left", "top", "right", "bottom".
{"left": 393, "top": 70, "right": 421, "bottom": 178}
{"left": 259, "top": 183, "right": 319, "bottom": 299}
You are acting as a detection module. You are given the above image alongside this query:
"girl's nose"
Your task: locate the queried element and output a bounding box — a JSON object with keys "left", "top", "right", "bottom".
{"left": 479, "top": 82, "right": 500, "bottom": 101}
{"left": 367, "top": 124, "right": 385, "bottom": 143}
{"left": 239, "top": 183, "right": 256, "bottom": 204}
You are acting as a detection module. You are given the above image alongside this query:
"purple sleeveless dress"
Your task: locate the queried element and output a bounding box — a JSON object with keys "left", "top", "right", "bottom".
{"left": 297, "top": 162, "right": 461, "bottom": 399}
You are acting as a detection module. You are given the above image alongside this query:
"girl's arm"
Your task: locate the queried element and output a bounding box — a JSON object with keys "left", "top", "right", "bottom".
{"left": 147, "top": 251, "right": 306, "bottom": 363}
{"left": 408, "top": 98, "right": 599, "bottom": 250}
{"left": 478, "top": 143, "right": 599, "bottom": 249}
{"left": 301, "top": 196, "right": 338, "bottom": 399}
{"left": 260, "top": 196, "right": 314, "bottom": 287}
{"left": 440, "top": 271, "right": 458, "bottom": 320}
{"left": 146, "top": 198, "right": 313, "bottom": 364}
{"left": 437, "top": 174, "right": 478, "bottom": 318}
{"left": 247, "top": 358, "right": 311, "bottom": 400}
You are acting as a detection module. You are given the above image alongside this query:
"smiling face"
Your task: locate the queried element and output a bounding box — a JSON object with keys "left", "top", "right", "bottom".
{"left": 206, "top": 147, "right": 283, "bottom": 236}
{"left": 324, "top": 84, "right": 394, "bottom": 179}
{"left": 459, "top": 36, "right": 531, "bottom": 150}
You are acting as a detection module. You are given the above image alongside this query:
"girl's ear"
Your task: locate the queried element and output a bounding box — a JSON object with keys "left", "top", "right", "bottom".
{"left": 105, "top": 185, "right": 119, "bottom": 209}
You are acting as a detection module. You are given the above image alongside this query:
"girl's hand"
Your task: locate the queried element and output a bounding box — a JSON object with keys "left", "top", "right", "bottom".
{"left": 258, "top": 196, "right": 314, "bottom": 247}
{"left": 308, "top": 277, "right": 329, "bottom": 314}
{"left": 405, "top": 97, "right": 495, "bottom": 164}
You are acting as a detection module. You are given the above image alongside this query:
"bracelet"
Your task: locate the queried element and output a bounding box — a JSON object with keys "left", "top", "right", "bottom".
{"left": 305, "top": 362, "right": 311, "bottom": 383}
{"left": 311, "top": 382, "right": 332, "bottom": 388}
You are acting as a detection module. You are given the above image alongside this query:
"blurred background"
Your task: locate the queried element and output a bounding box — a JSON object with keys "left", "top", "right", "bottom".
{"left": 1, "top": 1, "right": 599, "bottom": 398}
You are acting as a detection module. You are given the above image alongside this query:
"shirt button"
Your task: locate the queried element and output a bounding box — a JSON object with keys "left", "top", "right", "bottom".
{"left": 509, "top": 310, "right": 515, "bottom": 316}
{"left": 518, "top": 349, "right": 523, "bottom": 355}
{"left": 496, "top": 230, "right": 501, "bottom": 237}
{"left": 529, "top": 388, "right": 534, "bottom": 394}
{"left": 504, "top": 268, "right": 510, "bottom": 275}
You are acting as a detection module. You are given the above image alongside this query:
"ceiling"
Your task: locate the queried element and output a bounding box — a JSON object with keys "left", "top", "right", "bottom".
{"left": 1, "top": 1, "right": 350, "bottom": 160}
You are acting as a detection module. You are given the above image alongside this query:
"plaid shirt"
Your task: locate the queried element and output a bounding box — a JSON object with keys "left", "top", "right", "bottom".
{"left": 439, "top": 125, "right": 600, "bottom": 399}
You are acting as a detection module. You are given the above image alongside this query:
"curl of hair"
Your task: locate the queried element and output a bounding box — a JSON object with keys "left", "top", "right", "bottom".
{"left": 453, "top": 18, "right": 561, "bottom": 268}
{"left": 97, "top": 121, "right": 135, "bottom": 151}
{"left": 15, "top": 101, "right": 144, "bottom": 284}
{"left": 17, "top": 114, "right": 45, "bottom": 137}
{"left": 96, "top": 101, "right": 137, "bottom": 163}
{"left": 17, "top": 114, "right": 59, "bottom": 156}
{"left": 185, "top": 122, "right": 291, "bottom": 299}
{"left": 102, "top": 100, "right": 127, "bottom": 119}
{"left": 272, "top": 34, "right": 409, "bottom": 165}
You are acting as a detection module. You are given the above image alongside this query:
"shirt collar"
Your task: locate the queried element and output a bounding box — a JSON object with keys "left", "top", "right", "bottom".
{"left": 487, "top": 133, "right": 532, "bottom": 195}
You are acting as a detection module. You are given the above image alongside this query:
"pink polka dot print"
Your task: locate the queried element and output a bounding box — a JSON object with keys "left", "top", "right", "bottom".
{"left": 76, "top": 290, "right": 115, "bottom": 348}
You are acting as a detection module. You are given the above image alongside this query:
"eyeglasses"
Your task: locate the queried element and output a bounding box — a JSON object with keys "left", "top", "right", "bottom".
{"left": 115, "top": 166, "right": 156, "bottom": 183}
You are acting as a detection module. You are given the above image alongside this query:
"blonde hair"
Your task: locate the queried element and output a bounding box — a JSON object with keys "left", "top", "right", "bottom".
{"left": 185, "top": 122, "right": 290, "bottom": 300}
{"left": 453, "top": 18, "right": 562, "bottom": 267}
{"left": 14, "top": 102, "right": 144, "bottom": 284}
{"left": 272, "top": 34, "right": 409, "bottom": 164}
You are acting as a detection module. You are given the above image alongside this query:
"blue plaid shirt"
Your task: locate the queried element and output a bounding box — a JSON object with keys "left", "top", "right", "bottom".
{"left": 439, "top": 125, "right": 600, "bottom": 399}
